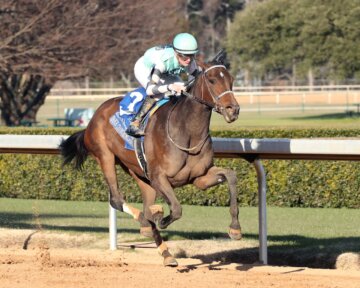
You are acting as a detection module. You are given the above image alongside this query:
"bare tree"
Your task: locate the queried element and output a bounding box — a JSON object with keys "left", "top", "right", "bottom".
{"left": 186, "top": 0, "right": 245, "bottom": 58}
{"left": 106, "top": 1, "right": 187, "bottom": 84}
{"left": 0, "top": 0, "right": 185, "bottom": 126}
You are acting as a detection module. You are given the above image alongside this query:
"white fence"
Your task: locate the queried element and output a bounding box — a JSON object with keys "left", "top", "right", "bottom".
{"left": 48, "top": 85, "right": 360, "bottom": 100}
{"left": 45, "top": 85, "right": 360, "bottom": 115}
{"left": 1, "top": 134, "right": 360, "bottom": 265}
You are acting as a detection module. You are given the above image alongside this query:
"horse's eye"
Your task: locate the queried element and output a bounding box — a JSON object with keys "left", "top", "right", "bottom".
{"left": 209, "top": 79, "right": 216, "bottom": 84}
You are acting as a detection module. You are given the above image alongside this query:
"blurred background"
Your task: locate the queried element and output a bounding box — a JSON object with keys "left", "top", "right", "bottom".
{"left": 0, "top": 0, "right": 359, "bottom": 127}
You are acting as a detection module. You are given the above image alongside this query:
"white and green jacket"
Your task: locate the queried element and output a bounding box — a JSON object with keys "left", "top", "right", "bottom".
{"left": 141, "top": 45, "right": 198, "bottom": 96}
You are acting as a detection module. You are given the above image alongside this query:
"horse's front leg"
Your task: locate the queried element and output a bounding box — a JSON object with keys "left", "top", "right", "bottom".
{"left": 128, "top": 170, "right": 177, "bottom": 267}
{"left": 128, "top": 170, "right": 164, "bottom": 237}
{"left": 193, "top": 166, "right": 242, "bottom": 240}
{"left": 150, "top": 174, "right": 182, "bottom": 230}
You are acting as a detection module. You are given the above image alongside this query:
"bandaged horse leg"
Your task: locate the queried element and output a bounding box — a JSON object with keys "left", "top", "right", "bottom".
{"left": 149, "top": 204, "right": 164, "bottom": 224}
{"left": 193, "top": 166, "right": 242, "bottom": 240}
{"left": 128, "top": 171, "right": 176, "bottom": 266}
{"left": 123, "top": 199, "right": 176, "bottom": 267}
{"left": 152, "top": 222, "right": 178, "bottom": 267}
{"left": 129, "top": 170, "right": 164, "bottom": 237}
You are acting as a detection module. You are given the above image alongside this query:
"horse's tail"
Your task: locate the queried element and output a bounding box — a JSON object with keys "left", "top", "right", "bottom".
{"left": 59, "top": 130, "right": 88, "bottom": 170}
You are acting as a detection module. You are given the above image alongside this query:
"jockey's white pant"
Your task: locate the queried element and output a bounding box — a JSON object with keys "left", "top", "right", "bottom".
{"left": 134, "top": 56, "right": 151, "bottom": 89}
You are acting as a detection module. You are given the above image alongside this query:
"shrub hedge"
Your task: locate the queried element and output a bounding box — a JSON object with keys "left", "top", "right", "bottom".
{"left": 0, "top": 127, "right": 359, "bottom": 208}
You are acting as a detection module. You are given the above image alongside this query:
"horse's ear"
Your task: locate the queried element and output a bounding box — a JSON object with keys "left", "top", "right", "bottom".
{"left": 211, "top": 49, "right": 230, "bottom": 69}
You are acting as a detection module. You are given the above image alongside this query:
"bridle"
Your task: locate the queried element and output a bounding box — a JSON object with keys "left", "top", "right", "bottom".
{"left": 183, "top": 64, "right": 234, "bottom": 113}
{"left": 167, "top": 64, "right": 234, "bottom": 152}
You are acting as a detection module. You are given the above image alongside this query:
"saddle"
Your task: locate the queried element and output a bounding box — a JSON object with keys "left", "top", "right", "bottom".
{"left": 109, "top": 88, "right": 170, "bottom": 178}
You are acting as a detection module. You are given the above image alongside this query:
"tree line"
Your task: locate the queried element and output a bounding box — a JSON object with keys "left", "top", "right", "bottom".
{"left": 1, "top": 0, "right": 358, "bottom": 125}
{"left": 0, "top": 0, "right": 185, "bottom": 125}
{"left": 226, "top": 0, "right": 360, "bottom": 85}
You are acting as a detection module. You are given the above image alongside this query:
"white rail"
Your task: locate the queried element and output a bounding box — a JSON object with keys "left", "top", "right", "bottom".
{"left": 1, "top": 134, "right": 360, "bottom": 265}
{"left": 47, "top": 85, "right": 360, "bottom": 102}
{"left": 49, "top": 85, "right": 360, "bottom": 94}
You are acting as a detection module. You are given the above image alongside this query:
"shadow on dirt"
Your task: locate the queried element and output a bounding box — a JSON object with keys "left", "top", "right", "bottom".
{"left": 183, "top": 240, "right": 359, "bottom": 270}
{"left": 169, "top": 233, "right": 360, "bottom": 270}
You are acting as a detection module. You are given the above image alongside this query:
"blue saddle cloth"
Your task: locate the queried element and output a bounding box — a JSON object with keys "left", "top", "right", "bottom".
{"left": 109, "top": 87, "right": 169, "bottom": 150}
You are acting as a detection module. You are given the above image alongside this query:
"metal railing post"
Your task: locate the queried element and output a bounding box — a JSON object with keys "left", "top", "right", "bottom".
{"left": 253, "top": 158, "right": 268, "bottom": 265}
{"left": 109, "top": 204, "right": 117, "bottom": 250}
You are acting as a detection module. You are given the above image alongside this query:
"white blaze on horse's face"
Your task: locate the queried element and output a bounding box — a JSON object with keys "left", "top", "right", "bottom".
{"left": 203, "top": 65, "right": 240, "bottom": 123}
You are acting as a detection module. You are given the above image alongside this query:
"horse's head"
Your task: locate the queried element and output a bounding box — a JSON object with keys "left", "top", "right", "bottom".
{"left": 191, "top": 52, "right": 239, "bottom": 123}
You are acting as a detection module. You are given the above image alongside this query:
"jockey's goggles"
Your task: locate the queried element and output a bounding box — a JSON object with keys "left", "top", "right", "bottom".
{"left": 177, "top": 52, "right": 195, "bottom": 61}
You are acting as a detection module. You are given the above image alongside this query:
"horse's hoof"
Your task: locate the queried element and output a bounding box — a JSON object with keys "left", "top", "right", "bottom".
{"left": 158, "top": 219, "right": 168, "bottom": 230}
{"left": 140, "top": 226, "right": 153, "bottom": 238}
{"left": 228, "top": 228, "right": 242, "bottom": 240}
{"left": 163, "top": 256, "right": 178, "bottom": 267}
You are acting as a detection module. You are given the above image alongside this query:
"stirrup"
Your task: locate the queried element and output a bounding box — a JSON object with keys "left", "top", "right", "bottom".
{"left": 126, "top": 124, "right": 145, "bottom": 137}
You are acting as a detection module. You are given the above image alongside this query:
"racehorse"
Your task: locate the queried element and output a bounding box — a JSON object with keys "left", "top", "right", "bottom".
{"left": 60, "top": 55, "right": 241, "bottom": 267}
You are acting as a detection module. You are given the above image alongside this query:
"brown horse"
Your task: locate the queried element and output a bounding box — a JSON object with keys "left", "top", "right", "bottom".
{"left": 60, "top": 58, "right": 241, "bottom": 267}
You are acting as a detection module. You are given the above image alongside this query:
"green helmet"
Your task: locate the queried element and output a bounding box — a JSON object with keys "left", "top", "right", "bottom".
{"left": 172, "top": 33, "right": 198, "bottom": 55}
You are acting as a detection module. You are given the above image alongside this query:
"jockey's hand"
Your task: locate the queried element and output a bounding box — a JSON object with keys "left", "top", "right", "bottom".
{"left": 168, "top": 82, "right": 185, "bottom": 96}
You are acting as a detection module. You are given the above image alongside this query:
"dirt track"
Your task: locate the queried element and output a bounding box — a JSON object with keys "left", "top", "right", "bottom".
{"left": 1, "top": 229, "right": 360, "bottom": 288}
{"left": 2, "top": 246, "right": 360, "bottom": 288}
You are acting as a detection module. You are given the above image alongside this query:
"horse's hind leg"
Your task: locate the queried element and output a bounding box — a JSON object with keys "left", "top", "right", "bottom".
{"left": 95, "top": 153, "right": 125, "bottom": 210}
{"left": 95, "top": 154, "right": 149, "bottom": 231}
{"left": 129, "top": 171, "right": 177, "bottom": 267}
{"left": 193, "top": 166, "right": 242, "bottom": 240}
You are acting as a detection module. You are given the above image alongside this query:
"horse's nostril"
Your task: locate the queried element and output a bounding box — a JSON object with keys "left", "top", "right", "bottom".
{"left": 226, "top": 106, "right": 233, "bottom": 112}
{"left": 226, "top": 105, "right": 240, "bottom": 115}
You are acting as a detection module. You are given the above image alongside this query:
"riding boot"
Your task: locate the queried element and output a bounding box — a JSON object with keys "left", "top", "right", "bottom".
{"left": 126, "top": 96, "right": 157, "bottom": 137}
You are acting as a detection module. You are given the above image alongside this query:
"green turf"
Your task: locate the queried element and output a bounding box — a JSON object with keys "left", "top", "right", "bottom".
{"left": 1, "top": 198, "right": 359, "bottom": 267}
{"left": 1, "top": 198, "right": 359, "bottom": 247}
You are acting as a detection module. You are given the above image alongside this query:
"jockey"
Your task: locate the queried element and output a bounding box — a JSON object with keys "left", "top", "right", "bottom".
{"left": 126, "top": 32, "right": 199, "bottom": 137}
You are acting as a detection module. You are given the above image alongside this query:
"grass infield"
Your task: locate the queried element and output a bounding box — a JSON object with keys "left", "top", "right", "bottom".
{"left": 1, "top": 197, "right": 359, "bottom": 268}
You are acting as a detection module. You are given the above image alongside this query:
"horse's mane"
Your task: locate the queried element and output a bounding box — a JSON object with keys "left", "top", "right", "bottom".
{"left": 197, "top": 49, "right": 229, "bottom": 69}
{"left": 187, "top": 49, "right": 228, "bottom": 91}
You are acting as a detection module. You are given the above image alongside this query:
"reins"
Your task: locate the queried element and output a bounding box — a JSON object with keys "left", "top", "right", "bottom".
{"left": 166, "top": 97, "right": 209, "bottom": 152}
{"left": 166, "top": 64, "right": 233, "bottom": 152}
